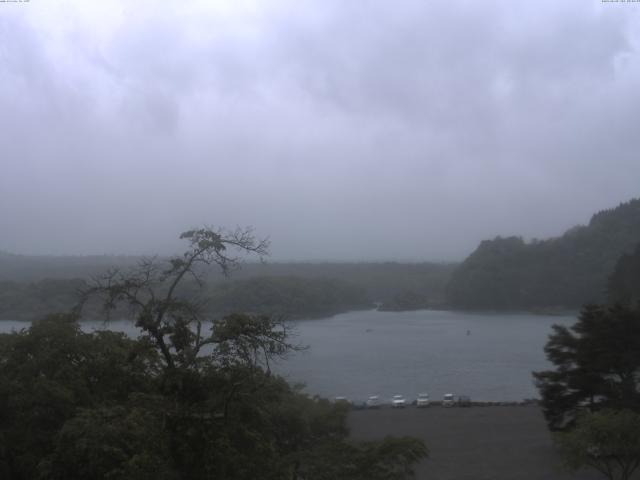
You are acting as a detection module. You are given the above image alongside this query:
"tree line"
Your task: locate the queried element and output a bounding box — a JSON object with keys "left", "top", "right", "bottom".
{"left": 0, "top": 258, "right": 455, "bottom": 320}
{"left": 0, "top": 275, "right": 371, "bottom": 321}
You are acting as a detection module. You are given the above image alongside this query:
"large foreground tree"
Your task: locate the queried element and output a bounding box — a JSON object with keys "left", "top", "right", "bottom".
{"left": 0, "top": 227, "right": 428, "bottom": 479}
{"left": 77, "top": 226, "right": 274, "bottom": 371}
{"left": 533, "top": 304, "right": 640, "bottom": 431}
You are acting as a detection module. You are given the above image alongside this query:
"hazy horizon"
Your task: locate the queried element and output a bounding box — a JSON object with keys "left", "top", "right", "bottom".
{"left": 2, "top": 1, "right": 639, "bottom": 261}
{"left": 0, "top": 195, "right": 632, "bottom": 262}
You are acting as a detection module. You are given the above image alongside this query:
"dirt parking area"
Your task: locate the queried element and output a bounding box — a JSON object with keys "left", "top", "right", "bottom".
{"left": 348, "top": 405, "right": 606, "bottom": 480}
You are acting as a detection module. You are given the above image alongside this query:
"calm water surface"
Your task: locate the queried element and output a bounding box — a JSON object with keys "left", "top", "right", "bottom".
{"left": 281, "top": 309, "right": 574, "bottom": 403}
{"left": 0, "top": 309, "right": 575, "bottom": 403}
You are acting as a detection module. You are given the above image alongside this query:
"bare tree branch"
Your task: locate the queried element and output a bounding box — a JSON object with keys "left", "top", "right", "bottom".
{"left": 74, "top": 226, "right": 300, "bottom": 383}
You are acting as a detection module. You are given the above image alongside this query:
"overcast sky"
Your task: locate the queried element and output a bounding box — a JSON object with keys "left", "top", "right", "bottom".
{"left": 1, "top": 0, "right": 639, "bottom": 261}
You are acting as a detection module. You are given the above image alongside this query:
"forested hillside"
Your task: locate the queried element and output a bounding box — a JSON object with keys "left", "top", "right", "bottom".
{"left": 447, "top": 199, "right": 640, "bottom": 309}
{"left": 608, "top": 241, "right": 640, "bottom": 306}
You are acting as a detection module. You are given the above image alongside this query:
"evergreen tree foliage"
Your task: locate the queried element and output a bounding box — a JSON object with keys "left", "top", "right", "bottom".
{"left": 533, "top": 304, "right": 640, "bottom": 431}
{"left": 608, "top": 242, "right": 640, "bottom": 307}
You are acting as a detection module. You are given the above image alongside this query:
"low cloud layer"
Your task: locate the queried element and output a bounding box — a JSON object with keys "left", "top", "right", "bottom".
{"left": 1, "top": 0, "right": 639, "bottom": 260}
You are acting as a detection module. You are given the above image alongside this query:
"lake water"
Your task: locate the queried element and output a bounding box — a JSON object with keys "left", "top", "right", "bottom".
{"left": 281, "top": 309, "right": 575, "bottom": 403}
{"left": 0, "top": 309, "right": 575, "bottom": 403}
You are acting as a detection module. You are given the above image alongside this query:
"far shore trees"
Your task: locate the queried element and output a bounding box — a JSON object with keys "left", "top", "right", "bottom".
{"left": 607, "top": 242, "right": 640, "bottom": 306}
{"left": 448, "top": 198, "right": 640, "bottom": 310}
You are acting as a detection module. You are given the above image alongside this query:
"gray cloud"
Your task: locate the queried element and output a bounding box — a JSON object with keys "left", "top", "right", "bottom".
{"left": 1, "top": 0, "right": 639, "bottom": 260}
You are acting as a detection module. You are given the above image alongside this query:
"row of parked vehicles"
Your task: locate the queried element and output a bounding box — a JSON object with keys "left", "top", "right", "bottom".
{"left": 360, "top": 393, "right": 470, "bottom": 408}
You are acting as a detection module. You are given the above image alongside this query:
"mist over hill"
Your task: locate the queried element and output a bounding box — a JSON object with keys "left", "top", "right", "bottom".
{"left": 3, "top": 197, "right": 640, "bottom": 318}
{"left": 0, "top": 252, "right": 142, "bottom": 282}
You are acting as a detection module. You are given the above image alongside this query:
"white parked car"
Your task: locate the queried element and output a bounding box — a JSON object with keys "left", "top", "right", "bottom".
{"left": 391, "top": 394, "right": 406, "bottom": 408}
{"left": 416, "top": 393, "right": 430, "bottom": 407}
{"left": 366, "top": 395, "right": 380, "bottom": 408}
{"left": 442, "top": 393, "right": 455, "bottom": 407}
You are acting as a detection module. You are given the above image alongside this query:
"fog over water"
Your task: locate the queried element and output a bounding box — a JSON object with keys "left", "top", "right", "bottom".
{"left": 2, "top": 1, "right": 640, "bottom": 260}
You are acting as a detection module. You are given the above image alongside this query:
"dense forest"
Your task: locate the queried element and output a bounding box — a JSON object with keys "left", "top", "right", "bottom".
{"left": 0, "top": 276, "right": 370, "bottom": 321}
{"left": 447, "top": 199, "right": 640, "bottom": 310}
{"left": 608, "top": 242, "right": 640, "bottom": 306}
{"left": 0, "top": 258, "right": 454, "bottom": 320}
{"left": 202, "top": 276, "right": 370, "bottom": 318}
{"left": 0, "top": 279, "right": 88, "bottom": 321}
